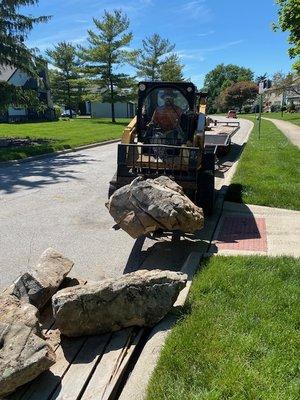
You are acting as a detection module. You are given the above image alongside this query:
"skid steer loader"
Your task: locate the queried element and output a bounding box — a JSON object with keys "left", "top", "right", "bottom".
{"left": 108, "top": 81, "right": 215, "bottom": 215}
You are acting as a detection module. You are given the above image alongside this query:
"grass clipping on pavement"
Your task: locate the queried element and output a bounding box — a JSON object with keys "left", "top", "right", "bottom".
{"left": 226, "top": 117, "right": 300, "bottom": 210}
{"left": 146, "top": 255, "right": 300, "bottom": 400}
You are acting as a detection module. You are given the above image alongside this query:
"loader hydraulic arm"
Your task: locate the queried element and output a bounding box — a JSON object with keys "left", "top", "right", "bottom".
{"left": 121, "top": 116, "right": 137, "bottom": 144}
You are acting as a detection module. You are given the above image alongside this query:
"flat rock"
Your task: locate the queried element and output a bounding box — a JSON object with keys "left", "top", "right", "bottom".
{"left": 0, "top": 295, "right": 56, "bottom": 396}
{"left": 106, "top": 176, "right": 204, "bottom": 238}
{"left": 11, "top": 248, "right": 74, "bottom": 310}
{"left": 52, "top": 269, "right": 187, "bottom": 337}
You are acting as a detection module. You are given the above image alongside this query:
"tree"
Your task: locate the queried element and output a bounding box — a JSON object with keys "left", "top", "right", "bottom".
{"left": 0, "top": 81, "right": 45, "bottom": 115}
{"left": 203, "top": 64, "right": 254, "bottom": 112}
{"left": 221, "top": 81, "right": 258, "bottom": 111}
{"left": 78, "top": 9, "right": 133, "bottom": 123}
{"left": 133, "top": 34, "right": 175, "bottom": 81}
{"left": 271, "top": 71, "right": 300, "bottom": 114}
{"left": 273, "top": 0, "right": 300, "bottom": 72}
{"left": 272, "top": 71, "right": 300, "bottom": 96}
{"left": 0, "top": 0, "right": 50, "bottom": 75}
{"left": 46, "top": 42, "right": 87, "bottom": 117}
{"left": 160, "top": 54, "right": 184, "bottom": 82}
{"left": 0, "top": 82, "right": 15, "bottom": 113}
{"left": 255, "top": 73, "right": 268, "bottom": 84}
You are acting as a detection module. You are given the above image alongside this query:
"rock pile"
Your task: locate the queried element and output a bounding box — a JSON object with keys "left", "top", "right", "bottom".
{"left": 106, "top": 176, "right": 204, "bottom": 238}
{"left": 0, "top": 249, "right": 187, "bottom": 395}
{"left": 0, "top": 248, "right": 73, "bottom": 397}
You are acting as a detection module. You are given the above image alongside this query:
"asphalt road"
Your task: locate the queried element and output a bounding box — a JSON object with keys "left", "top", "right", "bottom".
{"left": 0, "top": 117, "right": 252, "bottom": 290}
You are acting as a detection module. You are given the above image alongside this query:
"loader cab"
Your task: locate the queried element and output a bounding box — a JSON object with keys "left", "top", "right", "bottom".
{"left": 137, "top": 82, "right": 198, "bottom": 146}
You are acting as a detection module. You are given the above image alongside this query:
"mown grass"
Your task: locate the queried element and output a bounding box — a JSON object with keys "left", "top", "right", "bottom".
{"left": 214, "top": 112, "right": 300, "bottom": 127}
{"left": 0, "top": 118, "right": 129, "bottom": 162}
{"left": 263, "top": 112, "right": 300, "bottom": 127}
{"left": 226, "top": 117, "right": 300, "bottom": 210}
{"left": 147, "top": 255, "right": 300, "bottom": 400}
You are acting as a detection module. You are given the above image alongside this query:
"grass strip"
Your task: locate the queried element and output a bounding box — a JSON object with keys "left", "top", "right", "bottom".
{"left": 226, "top": 117, "right": 300, "bottom": 210}
{"left": 147, "top": 255, "right": 300, "bottom": 400}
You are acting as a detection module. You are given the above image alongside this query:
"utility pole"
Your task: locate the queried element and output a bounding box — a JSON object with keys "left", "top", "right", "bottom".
{"left": 258, "top": 78, "right": 271, "bottom": 139}
{"left": 258, "top": 93, "right": 263, "bottom": 139}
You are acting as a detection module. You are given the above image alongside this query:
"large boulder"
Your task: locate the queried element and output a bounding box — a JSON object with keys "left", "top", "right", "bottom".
{"left": 0, "top": 295, "right": 56, "bottom": 396}
{"left": 52, "top": 269, "right": 187, "bottom": 337}
{"left": 11, "top": 248, "right": 74, "bottom": 310}
{"left": 106, "top": 176, "right": 204, "bottom": 238}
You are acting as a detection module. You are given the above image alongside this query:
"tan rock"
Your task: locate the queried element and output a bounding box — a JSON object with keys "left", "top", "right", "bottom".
{"left": 12, "top": 248, "right": 74, "bottom": 310}
{"left": 0, "top": 295, "right": 55, "bottom": 396}
{"left": 52, "top": 269, "right": 187, "bottom": 337}
{"left": 106, "top": 176, "right": 204, "bottom": 238}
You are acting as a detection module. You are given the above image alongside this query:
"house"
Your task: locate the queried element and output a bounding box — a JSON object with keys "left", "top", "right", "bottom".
{"left": 91, "top": 101, "right": 136, "bottom": 118}
{"left": 263, "top": 75, "right": 300, "bottom": 112}
{"left": 0, "top": 64, "right": 54, "bottom": 122}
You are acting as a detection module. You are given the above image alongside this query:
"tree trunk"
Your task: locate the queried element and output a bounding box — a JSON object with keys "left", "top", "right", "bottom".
{"left": 109, "top": 78, "right": 115, "bottom": 123}
{"left": 67, "top": 80, "right": 72, "bottom": 119}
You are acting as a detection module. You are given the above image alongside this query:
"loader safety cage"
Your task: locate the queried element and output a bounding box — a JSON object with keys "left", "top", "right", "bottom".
{"left": 116, "top": 143, "right": 201, "bottom": 190}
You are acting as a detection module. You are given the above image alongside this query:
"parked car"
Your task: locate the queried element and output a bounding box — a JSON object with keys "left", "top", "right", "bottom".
{"left": 227, "top": 110, "right": 237, "bottom": 118}
{"left": 61, "top": 109, "right": 77, "bottom": 117}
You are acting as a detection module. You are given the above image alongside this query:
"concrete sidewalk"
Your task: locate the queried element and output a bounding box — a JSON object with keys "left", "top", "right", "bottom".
{"left": 263, "top": 117, "right": 300, "bottom": 148}
{"left": 210, "top": 201, "right": 300, "bottom": 257}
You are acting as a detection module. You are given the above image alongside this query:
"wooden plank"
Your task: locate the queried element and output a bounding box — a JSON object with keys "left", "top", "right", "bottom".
{"left": 20, "top": 336, "right": 86, "bottom": 400}
{"left": 50, "top": 334, "right": 111, "bottom": 400}
{"left": 101, "top": 328, "right": 145, "bottom": 400}
{"left": 81, "top": 328, "right": 137, "bottom": 400}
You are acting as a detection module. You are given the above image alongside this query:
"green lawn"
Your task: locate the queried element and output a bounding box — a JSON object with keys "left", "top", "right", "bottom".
{"left": 262, "top": 112, "right": 300, "bottom": 127}
{"left": 214, "top": 112, "right": 300, "bottom": 127}
{"left": 0, "top": 118, "right": 129, "bottom": 162}
{"left": 226, "top": 117, "right": 300, "bottom": 210}
{"left": 147, "top": 255, "right": 300, "bottom": 400}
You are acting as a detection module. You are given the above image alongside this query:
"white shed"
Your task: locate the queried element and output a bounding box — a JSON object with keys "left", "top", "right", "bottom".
{"left": 91, "top": 102, "right": 136, "bottom": 118}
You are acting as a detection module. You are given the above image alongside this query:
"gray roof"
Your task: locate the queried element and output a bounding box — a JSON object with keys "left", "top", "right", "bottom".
{"left": 0, "top": 64, "right": 17, "bottom": 82}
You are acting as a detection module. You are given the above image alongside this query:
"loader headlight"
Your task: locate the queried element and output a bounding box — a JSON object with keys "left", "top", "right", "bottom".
{"left": 139, "top": 84, "right": 146, "bottom": 91}
{"left": 187, "top": 86, "right": 193, "bottom": 92}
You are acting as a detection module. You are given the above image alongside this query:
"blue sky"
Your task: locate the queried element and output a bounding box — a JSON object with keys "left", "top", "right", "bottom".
{"left": 26, "top": 0, "right": 293, "bottom": 88}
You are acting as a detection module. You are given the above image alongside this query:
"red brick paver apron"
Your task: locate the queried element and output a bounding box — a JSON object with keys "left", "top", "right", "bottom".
{"left": 216, "top": 215, "right": 268, "bottom": 252}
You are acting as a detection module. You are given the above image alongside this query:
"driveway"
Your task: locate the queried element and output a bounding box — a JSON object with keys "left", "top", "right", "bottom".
{"left": 0, "top": 117, "right": 252, "bottom": 290}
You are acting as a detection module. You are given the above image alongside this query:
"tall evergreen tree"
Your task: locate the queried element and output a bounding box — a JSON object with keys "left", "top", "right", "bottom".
{"left": 78, "top": 9, "right": 133, "bottom": 123}
{"left": 160, "top": 54, "right": 184, "bottom": 82}
{"left": 0, "top": 0, "right": 50, "bottom": 74}
{"left": 46, "top": 42, "right": 86, "bottom": 118}
{"left": 133, "top": 34, "right": 175, "bottom": 81}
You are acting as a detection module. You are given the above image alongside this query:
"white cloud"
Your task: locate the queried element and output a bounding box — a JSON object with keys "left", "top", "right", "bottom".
{"left": 197, "top": 30, "right": 215, "bottom": 37}
{"left": 177, "top": 40, "right": 243, "bottom": 62}
{"left": 199, "top": 40, "right": 244, "bottom": 52}
{"left": 177, "top": 49, "right": 205, "bottom": 61}
{"left": 178, "top": 0, "right": 212, "bottom": 21}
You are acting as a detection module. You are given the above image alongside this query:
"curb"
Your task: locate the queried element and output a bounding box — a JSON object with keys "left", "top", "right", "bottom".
{"left": 0, "top": 138, "right": 121, "bottom": 168}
